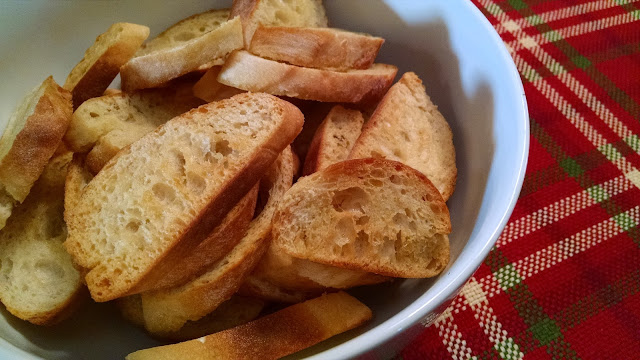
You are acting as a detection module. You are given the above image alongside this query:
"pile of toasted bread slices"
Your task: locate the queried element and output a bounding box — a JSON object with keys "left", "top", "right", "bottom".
{"left": 0, "top": 0, "right": 457, "bottom": 358}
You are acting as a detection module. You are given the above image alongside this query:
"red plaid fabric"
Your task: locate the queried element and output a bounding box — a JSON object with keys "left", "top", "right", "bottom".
{"left": 400, "top": 1, "right": 640, "bottom": 359}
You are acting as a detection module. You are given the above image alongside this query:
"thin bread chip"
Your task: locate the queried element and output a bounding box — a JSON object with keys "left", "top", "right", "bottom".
{"left": 192, "top": 66, "right": 245, "bottom": 103}
{"left": 0, "top": 152, "right": 85, "bottom": 325}
{"left": 126, "top": 292, "right": 372, "bottom": 360}
{"left": 230, "top": 0, "right": 327, "bottom": 48}
{"left": 64, "top": 94, "right": 303, "bottom": 301}
{"left": 218, "top": 50, "right": 397, "bottom": 103}
{"left": 140, "top": 147, "right": 295, "bottom": 333}
{"left": 64, "top": 23, "right": 149, "bottom": 108}
{"left": 272, "top": 158, "right": 451, "bottom": 278}
{"left": 303, "top": 105, "right": 364, "bottom": 175}
{"left": 349, "top": 72, "right": 457, "bottom": 200}
{"left": 250, "top": 26, "right": 383, "bottom": 70}
{"left": 120, "top": 11, "right": 243, "bottom": 91}
{"left": 0, "top": 77, "right": 72, "bottom": 229}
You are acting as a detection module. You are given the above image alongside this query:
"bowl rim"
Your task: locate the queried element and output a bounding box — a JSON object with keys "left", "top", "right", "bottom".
{"left": 305, "top": 2, "right": 530, "bottom": 360}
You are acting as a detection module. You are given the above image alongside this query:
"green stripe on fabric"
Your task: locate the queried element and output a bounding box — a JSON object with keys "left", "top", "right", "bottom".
{"left": 598, "top": 143, "right": 623, "bottom": 162}
{"left": 495, "top": 264, "right": 523, "bottom": 291}
{"left": 587, "top": 184, "right": 609, "bottom": 202}
{"left": 613, "top": 212, "right": 638, "bottom": 231}
{"left": 530, "top": 318, "right": 562, "bottom": 345}
{"left": 625, "top": 135, "right": 640, "bottom": 152}
{"left": 495, "top": 338, "right": 524, "bottom": 360}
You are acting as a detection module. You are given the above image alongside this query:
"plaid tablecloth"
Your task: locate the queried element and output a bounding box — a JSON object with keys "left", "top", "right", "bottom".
{"left": 401, "top": 1, "right": 640, "bottom": 359}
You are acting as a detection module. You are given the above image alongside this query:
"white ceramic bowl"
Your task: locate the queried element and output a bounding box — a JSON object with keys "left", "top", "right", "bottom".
{"left": 0, "top": 1, "right": 528, "bottom": 359}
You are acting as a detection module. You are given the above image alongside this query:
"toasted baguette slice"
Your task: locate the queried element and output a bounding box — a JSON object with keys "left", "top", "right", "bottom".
{"left": 218, "top": 51, "right": 397, "bottom": 103}
{"left": 250, "top": 26, "right": 383, "bottom": 70}
{"left": 64, "top": 154, "right": 93, "bottom": 224}
{"left": 64, "top": 94, "right": 303, "bottom": 301}
{"left": 64, "top": 23, "right": 149, "bottom": 108}
{"left": 65, "top": 81, "right": 204, "bottom": 174}
{"left": 303, "top": 105, "right": 364, "bottom": 175}
{"left": 272, "top": 158, "right": 451, "bottom": 278}
{"left": 0, "top": 152, "right": 85, "bottom": 325}
{"left": 349, "top": 72, "right": 457, "bottom": 200}
{"left": 193, "top": 66, "right": 246, "bottom": 103}
{"left": 0, "top": 77, "right": 72, "bottom": 229}
{"left": 120, "top": 10, "right": 243, "bottom": 92}
{"left": 140, "top": 147, "right": 295, "bottom": 333}
{"left": 127, "top": 291, "right": 371, "bottom": 360}
{"left": 245, "top": 246, "right": 388, "bottom": 302}
{"left": 120, "top": 295, "right": 265, "bottom": 341}
{"left": 230, "top": 0, "right": 327, "bottom": 48}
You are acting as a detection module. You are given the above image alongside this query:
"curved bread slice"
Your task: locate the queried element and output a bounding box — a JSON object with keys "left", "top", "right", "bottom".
{"left": 64, "top": 94, "right": 303, "bottom": 301}
{"left": 193, "top": 66, "right": 245, "bottom": 103}
{"left": 64, "top": 154, "right": 93, "bottom": 225}
{"left": 303, "top": 105, "right": 364, "bottom": 175}
{"left": 218, "top": 50, "right": 397, "bottom": 103}
{"left": 272, "top": 158, "right": 451, "bottom": 278}
{"left": 250, "top": 26, "right": 383, "bottom": 70}
{"left": 0, "top": 153, "right": 85, "bottom": 325}
{"left": 140, "top": 146, "right": 295, "bottom": 333}
{"left": 121, "top": 10, "right": 243, "bottom": 92}
{"left": 65, "top": 80, "right": 203, "bottom": 174}
{"left": 245, "top": 246, "right": 387, "bottom": 302}
{"left": 64, "top": 23, "right": 149, "bottom": 108}
{"left": 349, "top": 72, "right": 457, "bottom": 200}
{"left": 0, "top": 77, "right": 72, "bottom": 230}
{"left": 127, "top": 292, "right": 371, "bottom": 360}
{"left": 230, "top": 0, "right": 327, "bottom": 48}
{"left": 119, "top": 295, "right": 265, "bottom": 341}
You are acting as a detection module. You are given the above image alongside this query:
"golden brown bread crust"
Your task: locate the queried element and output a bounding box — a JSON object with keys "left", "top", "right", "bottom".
{"left": 0, "top": 76, "right": 72, "bottom": 204}
{"left": 192, "top": 66, "right": 246, "bottom": 103}
{"left": 64, "top": 154, "right": 93, "bottom": 225}
{"left": 64, "top": 94, "right": 304, "bottom": 302}
{"left": 64, "top": 23, "right": 149, "bottom": 108}
{"left": 120, "top": 12, "right": 242, "bottom": 92}
{"left": 139, "top": 147, "right": 296, "bottom": 333}
{"left": 126, "top": 292, "right": 372, "bottom": 360}
{"left": 250, "top": 26, "right": 384, "bottom": 70}
{"left": 303, "top": 105, "right": 364, "bottom": 175}
{"left": 349, "top": 72, "right": 457, "bottom": 200}
{"left": 272, "top": 158, "right": 451, "bottom": 278}
{"left": 218, "top": 50, "right": 398, "bottom": 103}
{"left": 137, "top": 184, "right": 258, "bottom": 291}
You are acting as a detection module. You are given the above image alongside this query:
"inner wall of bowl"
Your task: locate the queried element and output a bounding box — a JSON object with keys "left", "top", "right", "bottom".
{"left": 0, "top": 1, "right": 528, "bottom": 359}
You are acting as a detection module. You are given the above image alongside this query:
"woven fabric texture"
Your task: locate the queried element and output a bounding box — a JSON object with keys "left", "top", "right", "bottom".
{"left": 401, "top": 1, "right": 640, "bottom": 359}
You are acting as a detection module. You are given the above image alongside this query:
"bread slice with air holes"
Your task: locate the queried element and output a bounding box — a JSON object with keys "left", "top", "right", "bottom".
{"left": 303, "top": 105, "right": 364, "bottom": 175}
{"left": 126, "top": 291, "right": 372, "bottom": 360}
{"left": 349, "top": 72, "right": 457, "bottom": 200}
{"left": 249, "top": 26, "right": 384, "bottom": 70}
{"left": 64, "top": 153, "right": 259, "bottom": 292}
{"left": 64, "top": 23, "right": 149, "bottom": 108}
{"left": 139, "top": 146, "right": 295, "bottom": 334}
{"left": 272, "top": 158, "right": 451, "bottom": 278}
{"left": 0, "top": 76, "right": 72, "bottom": 230}
{"left": 218, "top": 50, "right": 397, "bottom": 103}
{"left": 119, "top": 294, "right": 265, "bottom": 341}
{"left": 0, "top": 152, "right": 85, "bottom": 325}
{"left": 64, "top": 93, "right": 303, "bottom": 302}
{"left": 230, "top": 0, "right": 327, "bottom": 48}
{"left": 64, "top": 79, "right": 204, "bottom": 174}
{"left": 120, "top": 10, "right": 243, "bottom": 92}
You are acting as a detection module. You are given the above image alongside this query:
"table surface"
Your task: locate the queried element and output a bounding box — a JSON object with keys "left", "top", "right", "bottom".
{"left": 401, "top": 1, "right": 640, "bottom": 359}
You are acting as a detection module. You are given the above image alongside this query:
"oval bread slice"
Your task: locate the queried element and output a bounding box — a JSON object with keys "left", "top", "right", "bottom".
{"left": 126, "top": 292, "right": 371, "bottom": 360}
{"left": 230, "top": 0, "right": 328, "bottom": 48}
{"left": 0, "top": 76, "right": 72, "bottom": 230}
{"left": 139, "top": 146, "right": 296, "bottom": 333}
{"left": 64, "top": 93, "right": 303, "bottom": 301}
{"left": 349, "top": 72, "right": 457, "bottom": 200}
{"left": 0, "top": 152, "right": 85, "bottom": 325}
{"left": 249, "top": 26, "right": 384, "bottom": 70}
{"left": 303, "top": 105, "right": 364, "bottom": 175}
{"left": 272, "top": 158, "right": 451, "bottom": 278}
{"left": 120, "top": 10, "right": 243, "bottom": 92}
{"left": 64, "top": 23, "right": 149, "bottom": 108}
{"left": 218, "top": 50, "right": 398, "bottom": 103}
